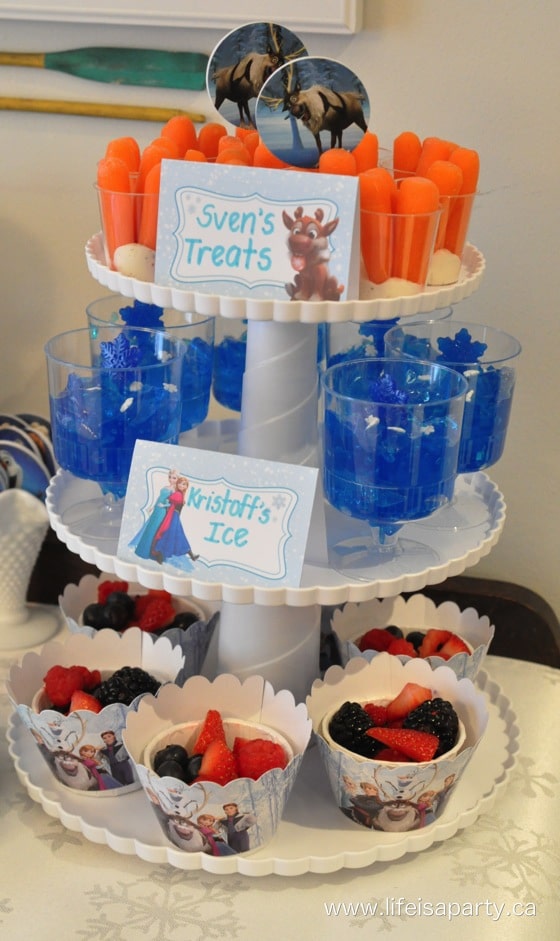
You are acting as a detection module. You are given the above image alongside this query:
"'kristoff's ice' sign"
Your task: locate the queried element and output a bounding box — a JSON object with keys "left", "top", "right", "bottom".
{"left": 117, "top": 441, "right": 319, "bottom": 587}
{"left": 154, "top": 160, "right": 359, "bottom": 301}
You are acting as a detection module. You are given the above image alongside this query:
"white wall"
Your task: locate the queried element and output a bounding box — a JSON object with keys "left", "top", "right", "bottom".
{"left": 1, "top": 1, "right": 558, "bottom": 617}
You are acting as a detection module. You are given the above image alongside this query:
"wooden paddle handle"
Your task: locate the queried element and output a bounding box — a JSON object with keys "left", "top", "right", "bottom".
{"left": 0, "top": 96, "right": 205, "bottom": 123}
{"left": 0, "top": 52, "right": 45, "bottom": 68}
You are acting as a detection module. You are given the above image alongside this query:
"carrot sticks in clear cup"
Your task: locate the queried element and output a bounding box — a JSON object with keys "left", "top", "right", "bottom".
{"left": 95, "top": 156, "right": 136, "bottom": 269}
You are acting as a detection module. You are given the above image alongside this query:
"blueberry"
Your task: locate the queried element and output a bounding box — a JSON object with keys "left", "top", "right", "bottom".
{"left": 385, "top": 625, "right": 404, "bottom": 639}
{"left": 106, "top": 590, "right": 135, "bottom": 620}
{"left": 156, "top": 758, "right": 190, "bottom": 782}
{"left": 153, "top": 744, "right": 190, "bottom": 773}
{"left": 406, "top": 630, "right": 426, "bottom": 650}
{"left": 102, "top": 601, "right": 130, "bottom": 631}
{"left": 185, "top": 753, "right": 203, "bottom": 782}
{"left": 169, "top": 611, "right": 199, "bottom": 632}
{"left": 82, "top": 602, "right": 109, "bottom": 631}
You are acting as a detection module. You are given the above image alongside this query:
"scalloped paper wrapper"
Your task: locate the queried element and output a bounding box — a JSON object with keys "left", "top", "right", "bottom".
{"left": 6, "top": 628, "right": 185, "bottom": 798}
{"left": 122, "top": 675, "right": 312, "bottom": 856}
{"left": 331, "top": 593, "right": 494, "bottom": 680}
{"left": 59, "top": 574, "right": 217, "bottom": 683}
{"left": 306, "top": 653, "right": 489, "bottom": 832}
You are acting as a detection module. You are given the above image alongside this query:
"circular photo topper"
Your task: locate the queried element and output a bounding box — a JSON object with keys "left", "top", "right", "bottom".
{"left": 206, "top": 21, "right": 307, "bottom": 130}
{"left": 256, "top": 56, "right": 370, "bottom": 169}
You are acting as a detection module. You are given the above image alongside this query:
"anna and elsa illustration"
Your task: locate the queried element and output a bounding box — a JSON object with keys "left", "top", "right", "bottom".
{"left": 130, "top": 467, "right": 199, "bottom": 565}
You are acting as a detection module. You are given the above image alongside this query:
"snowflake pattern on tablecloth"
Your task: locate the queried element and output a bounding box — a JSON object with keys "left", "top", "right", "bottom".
{"left": 75, "top": 868, "right": 250, "bottom": 941}
{"left": 511, "top": 755, "right": 558, "bottom": 799}
{"left": 437, "top": 812, "right": 560, "bottom": 903}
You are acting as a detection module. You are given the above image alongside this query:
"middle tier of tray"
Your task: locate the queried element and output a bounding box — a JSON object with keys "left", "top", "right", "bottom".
{"left": 46, "top": 468, "right": 505, "bottom": 607}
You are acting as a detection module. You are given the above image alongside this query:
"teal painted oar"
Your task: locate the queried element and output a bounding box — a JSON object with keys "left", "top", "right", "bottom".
{"left": 0, "top": 47, "right": 209, "bottom": 90}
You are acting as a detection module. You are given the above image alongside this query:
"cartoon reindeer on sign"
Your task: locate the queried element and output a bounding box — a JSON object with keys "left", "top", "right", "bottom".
{"left": 282, "top": 206, "right": 344, "bottom": 302}
{"left": 283, "top": 78, "right": 367, "bottom": 158}
{"left": 212, "top": 24, "right": 285, "bottom": 127}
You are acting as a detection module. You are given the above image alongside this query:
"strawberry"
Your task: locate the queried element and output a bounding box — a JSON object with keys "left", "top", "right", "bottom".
{"left": 417, "top": 628, "right": 452, "bottom": 657}
{"left": 437, "top": 634, "right": 471, "bottom": 659}
{"left": 136, "top": 597, "right": 175, "bottom": 632}
{"left": 363, "top": 702, "right": 389, "bottom": 725}
{"left": 234, "top": 738, "right": 288, "bottom": 780}
{"left": 195, "top": 738, "right": 238, "bottom": 785}
{"left": 97, "top": 580, "right": 129, "bottom": 605}
{"left": 358, "top": 628, "right": 393, "bottom": 652}
{"left": 387, "top": 638, "right": 418, "bottom": 657}
{"left": 385, "top": 683, "right": 432, "bottom": 723}
{"left": 192, "top": 709, "right": 226, "bottom": 754}
{"left": 366, "top": 727, "right": 440, "bottom": 762}
{"left": 374, "top": 747, "right": 409, "bottom": 762}
{"left": 43, "top": 665, "right": 101, "bottom": 708}
{"left": 69, "top": 690, "right": 102, "bottom": 713}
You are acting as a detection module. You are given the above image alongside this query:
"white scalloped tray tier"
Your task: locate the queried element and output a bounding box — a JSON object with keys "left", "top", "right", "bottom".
{"left": 85, "top": 234, "right": 485, "bottom": 323}
{"left": 7, "top": 668, "right": 518, "bottom": 877}
{"left": 46, "top": 469, "right": 505, "bottom": 607}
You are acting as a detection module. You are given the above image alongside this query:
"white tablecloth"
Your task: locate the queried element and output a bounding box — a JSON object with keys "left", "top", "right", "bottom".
{"left": 1, "top": 621, "right": 559, "bottom": 941}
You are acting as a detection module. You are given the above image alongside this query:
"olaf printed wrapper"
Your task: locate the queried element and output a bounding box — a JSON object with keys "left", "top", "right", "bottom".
{"left": 6, "top": 627, "right": 185, "bottom": 797}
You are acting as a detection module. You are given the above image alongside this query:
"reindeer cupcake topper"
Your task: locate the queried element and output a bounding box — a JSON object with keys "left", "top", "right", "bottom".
{"left": 256, "top": 56, "right": 371, "bottom": 168}
{"left": 206, "top": 22, "right": 307, "bottom": 130}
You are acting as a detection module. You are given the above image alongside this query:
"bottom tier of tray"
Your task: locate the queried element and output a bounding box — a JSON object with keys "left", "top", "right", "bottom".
{"left": 8, "top": 668, "right": 517, "bottom": 877}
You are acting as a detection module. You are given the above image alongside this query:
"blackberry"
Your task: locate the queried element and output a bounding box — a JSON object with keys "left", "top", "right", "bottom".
{"left": 328, "top": 701, "right": 380, "bottom": 759}
{"left": 402, "top": 698, "right": 459, "bottom": 757}
{"left": 92, "top": 666, "right": 161, "bottom": 707}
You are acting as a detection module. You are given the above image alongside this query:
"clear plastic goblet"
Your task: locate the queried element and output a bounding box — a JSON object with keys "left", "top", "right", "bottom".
{"left": 321, "top": 357, "right": 467, "bottom": 578}
{"left": 86, "top": 295, "right": 214, "bottom": 433}
{"left": 45, "top": 325, "right": 184, "bottom": 543}
{"left": 384, "top": 320, "right": 521, "bottom": 530}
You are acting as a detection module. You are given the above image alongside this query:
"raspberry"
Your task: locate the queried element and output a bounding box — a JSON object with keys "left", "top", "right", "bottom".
{"left": 234, "top": 738, "right": 288, "bottom": 779}
{"left": 97, "top": 580, "right": 129, "bottom": 605}
{"left": 387, "top": 638, "right": 418, "bottom": 657}
{"left": 43, "top": 665, "right": 101, "bottom": 708}
{"left": 358, "top": 628, "right": 393, "bottom": 652}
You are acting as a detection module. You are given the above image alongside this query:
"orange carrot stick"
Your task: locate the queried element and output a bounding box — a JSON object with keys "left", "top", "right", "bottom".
{"left": 444, "top": 147, "right": 480, "bottom": 255}
{"left": 318, "top": 148, "right": 357, "bottom": 176}
{"left": 104, "top": 136, "right": 140, "bottom": 173}
{"left": 149, "top": 136, "right": 180, "bottom": 159}
{"left": 96, "top": 156, "right": 136, "bottom": 268}
{"left": 415, "top": 137, "right": 455, "bottom": 178}
{"left": 160, "top": 115, "right": 198, "bottom": 155}
{"left": 359, "top": 167, "right": 396, "bottom": 283}
{"left": 425, "top": 159, "right": 463, "bottom": 250}
{"left": 184, "top": 149, "right": 208, "bottom": 162}
{"left": 392, "top": 176, "right": 440, "bottom": 284}
{"left": 137, "top": 162, "right": 161, "bottom": 251}
{"left": 352, "top": 130, "right": 379, "bottom": 173}
{"left": 252, "top": 140, "right": 290, "bottom": 169}
{"left": 197, "top": 122, "right": 227, "bottom": 159}
{"left": 392, "top": 131, "right": 422, "bottom": 177}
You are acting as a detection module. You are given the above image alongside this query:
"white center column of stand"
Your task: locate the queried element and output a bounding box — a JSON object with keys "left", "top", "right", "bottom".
{"left": 215, "top": 319, "right": 322, "bottom": 702}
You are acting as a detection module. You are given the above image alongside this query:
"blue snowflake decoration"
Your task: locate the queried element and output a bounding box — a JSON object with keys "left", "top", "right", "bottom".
{"left": 100, "top": 333, "right": 142, "bottom": 368}
{"left": 368, "top": 373, "right": 409, "bottom": 404}
{"left": 118, "top": 300, "right": 164, "bottom": 329}
{"left": 437, "top": 328, "right": 487, "bottom": 364}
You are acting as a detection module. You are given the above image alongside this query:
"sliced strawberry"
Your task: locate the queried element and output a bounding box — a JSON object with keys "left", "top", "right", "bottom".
{"left": 418, "top": 628, "right": 452, "bottom": 657}
{"left": 69, "top": 690, "right": 102, "bottom": 713}
{"left": 192, "top": 709, "right": 226, "bottom": 754}
{"left": 235, "top": 738, "right": 288, "bottom": 780}
{"left": 97, "top": 580, "right": 129, "bottom": 604}
{"left": 358, "top": 628, "right": 393, "bottom": 652}
{"left": 195, "top": 738, "right": 238, "bottom": 785}
{"left": 385, "top": 683, "right": 432, "bottom": 723}
{"left": 363, "top": 703, "right": 389, "bottom": 725}
{"left": 366, "top": 727, "right": 439, "bottom": 762}
{"left": 437, "top": 633, "right": 471, "bottom": 659}
{"left": 387, "top": 638, "right": 418, "bottom": 657}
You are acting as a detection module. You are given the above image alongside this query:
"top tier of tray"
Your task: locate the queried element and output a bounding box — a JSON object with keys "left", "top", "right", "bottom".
{"left": 86, "top": 234, "right": 485, "bottom": 323}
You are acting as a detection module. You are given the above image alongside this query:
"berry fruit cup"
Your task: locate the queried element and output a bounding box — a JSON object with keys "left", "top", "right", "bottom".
{"left": 306, "top": 652, "right": 488, "bottom": 831}
{"left": 122, "top": 674, "right": 312, "bottom": 859}
{"left": 6, "top": 627, "right": 185, "bottom": 797}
